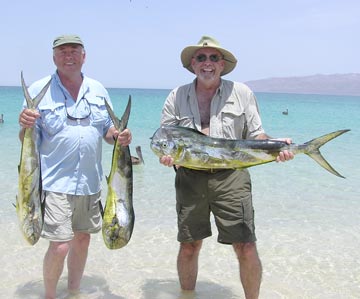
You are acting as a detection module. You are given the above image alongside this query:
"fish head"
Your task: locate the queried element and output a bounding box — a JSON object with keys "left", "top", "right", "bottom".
{"left": 150, "top": 126, "right": 180, "bottom": 158}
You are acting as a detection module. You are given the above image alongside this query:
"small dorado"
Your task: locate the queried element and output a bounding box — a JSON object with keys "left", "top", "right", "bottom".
{"left": 16, "top": 72, "right": 52, "bottom": 245}
{"left": 102, "top": 96, "right": 134, "bottom": 249}
{"left": 150, "top": 126, "right": 350, "bottom": 178}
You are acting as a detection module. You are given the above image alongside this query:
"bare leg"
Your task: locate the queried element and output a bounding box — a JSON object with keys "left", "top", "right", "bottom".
{"left": 67, "top": 232, "right": 90, "bottom": 292}
{"left": 233, "top": 242, "right": 262, "bottom": 299}
{"left": 177, "top": 240, "right": 202, "bottom": 290}
{"left": 43, "top": 241, "right": 70, "bottom": 299}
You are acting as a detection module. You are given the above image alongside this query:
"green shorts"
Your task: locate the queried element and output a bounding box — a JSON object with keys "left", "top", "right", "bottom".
{"left": 175, "top": 168, "right": 256, "bottom": 244}
{"left": 41, "top": 191, "right": 102, "bottom": 242}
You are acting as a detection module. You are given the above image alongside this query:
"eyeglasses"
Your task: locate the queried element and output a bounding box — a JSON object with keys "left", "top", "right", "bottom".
{"left": 194, "top": 54, "right": 223, "bottom": 63}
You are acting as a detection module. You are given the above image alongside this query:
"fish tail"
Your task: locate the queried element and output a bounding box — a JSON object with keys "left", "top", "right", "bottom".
{"left": 303, "top": 129, "right": 350, "bottom": 178}
{"left": 21, "top": 71, "right": 33, "bottom": 108}
{"left": 104, "top": 95, "right": 131, "bottom": 131}
{"left": 104, "top": 100, "right": 120, "bottom": 129}
{"left": 21, "top": 72, "right": 51, "bottom": 109}
{"left": 119, "top": 95, "right": 131, "bottom": 130}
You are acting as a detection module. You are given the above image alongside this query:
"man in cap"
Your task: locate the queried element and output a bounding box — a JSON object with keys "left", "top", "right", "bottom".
{"left": 159, "top": 36, "right": 294, "bottom": 298}
{"left": 18, "top": 34, "right": 132, "bottom": 299}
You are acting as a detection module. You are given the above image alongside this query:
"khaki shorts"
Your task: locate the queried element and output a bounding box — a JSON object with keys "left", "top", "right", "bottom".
{"left": 41, "top": 191, "right": 102, "bottom": 242}
{"left": 175, "top": 168, "right": 256, "bottom": 244}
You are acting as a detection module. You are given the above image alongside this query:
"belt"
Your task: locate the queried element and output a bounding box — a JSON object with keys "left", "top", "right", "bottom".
{"left": 192, "top": 168, "right": 229, "bottom": 174}
{"left": 205, "top": 168, "right": 228, "bottom": 173}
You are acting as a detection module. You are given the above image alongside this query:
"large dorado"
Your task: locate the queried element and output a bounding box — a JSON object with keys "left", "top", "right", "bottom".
{"left": 102, "top": 96, "right": 134, "bottom": 249}
{"left": 150, "top": 126, "right": 350, "bottom": 178}
{"left": 16, "top": 73, "right": 52, "bottom": 245}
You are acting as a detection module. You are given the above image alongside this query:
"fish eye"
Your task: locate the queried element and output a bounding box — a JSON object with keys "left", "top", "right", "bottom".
{"left": 161, "top": 142, "right": 168, "bottom": 148}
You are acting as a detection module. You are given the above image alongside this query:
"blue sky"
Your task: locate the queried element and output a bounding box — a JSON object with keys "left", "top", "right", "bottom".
{"left": 1, "top": 0, "right": 359, "bottom": 89}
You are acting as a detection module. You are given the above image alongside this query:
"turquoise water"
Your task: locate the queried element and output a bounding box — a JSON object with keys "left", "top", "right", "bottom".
{"left": 0, "top": 86, "right": 359, "bottom": 298}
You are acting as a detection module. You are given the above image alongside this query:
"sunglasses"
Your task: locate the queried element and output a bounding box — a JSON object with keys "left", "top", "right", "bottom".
{"left": 61, "top": 88, "right": 92, "bottom": 121}
{"left": 65, "top": 97, "right": 91, "bottom": 121}
{"left": 194, "top": 54, "right": 223, "bottom": 63}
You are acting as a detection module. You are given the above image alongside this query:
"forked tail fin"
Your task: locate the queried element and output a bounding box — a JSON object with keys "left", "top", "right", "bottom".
{"left": 303, "top": 129, "right": 350, "bottom": 178}
{"left": 21, "top": 71, "right": 52, "bottom": 109}
{"left": 104, "top": 95, "right": 131, "bottom": 131}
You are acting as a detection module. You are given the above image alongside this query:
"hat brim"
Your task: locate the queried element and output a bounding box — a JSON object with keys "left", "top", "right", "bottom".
{"left": 53, "top": 41, "right": 83, "bottom": 49}
{"left": 181, "top": 45, "right": 237, "bottom": 76}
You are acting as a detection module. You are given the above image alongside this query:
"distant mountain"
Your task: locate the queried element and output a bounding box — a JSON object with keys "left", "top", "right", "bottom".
{"left": 245, "top": 73, "right": 360, "bottom": 96}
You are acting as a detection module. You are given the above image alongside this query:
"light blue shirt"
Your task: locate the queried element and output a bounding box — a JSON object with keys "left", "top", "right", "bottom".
{"left": 25, "top": 72, "right": 113, "bottom": 195}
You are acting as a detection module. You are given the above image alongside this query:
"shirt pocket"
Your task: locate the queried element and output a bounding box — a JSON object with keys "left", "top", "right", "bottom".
{"left": 221, "top": 105, "right": 246, "bottom": 139}
{"left": 87, "top": 96, "right": 108, "bottom": 127}
{"left": 39, "top": 103, "right": 66, "bottom": 136}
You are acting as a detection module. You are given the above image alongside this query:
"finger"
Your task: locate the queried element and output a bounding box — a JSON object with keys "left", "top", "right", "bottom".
{"left": 19, "top": 110, "right": 37, "bottom": 127}
{"left": 279, "top": 150, "right": 294, "bottom": 161}
{"left": 276, "top": 152, "right": 285, "bottom": 162}
{"left": 160, "top": 156, "right": 173, "bottom": 167}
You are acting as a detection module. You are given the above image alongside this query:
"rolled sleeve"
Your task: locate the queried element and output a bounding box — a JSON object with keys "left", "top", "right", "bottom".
{"left": 161, "top": 89, "right": 178, "bottom": 126}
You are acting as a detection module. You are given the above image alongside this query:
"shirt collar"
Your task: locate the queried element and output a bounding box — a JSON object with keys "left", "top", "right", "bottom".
{"left": 189, "top": 78, "right": 224, "bottom": 98}
{"left": 53, "top": 72, "right": 88, "bottom": 101}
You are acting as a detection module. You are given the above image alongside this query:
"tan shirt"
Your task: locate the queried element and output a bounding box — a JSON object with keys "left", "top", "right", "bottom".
{"left": 161, "top": 79, "right": 265, "bottom": 139}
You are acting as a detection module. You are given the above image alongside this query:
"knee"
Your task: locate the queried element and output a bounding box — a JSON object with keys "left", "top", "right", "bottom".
{"left": 233, "top": 242, "right": 259, "bottom": 260}
{"left": 179, "top": 241, "right": 202, "bottom": 258}
{"left": 49, "top": 242, "right": 70, "bottom": 258}
{"left": 73, "top": 233, "right": 90, "bottom": 250}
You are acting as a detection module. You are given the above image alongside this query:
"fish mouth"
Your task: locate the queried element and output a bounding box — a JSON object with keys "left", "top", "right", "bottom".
{"left": 149, "top": 137, "right": 157, "bottom": 148}
{"left": 103, "top": 224, "right": 131, "bottom": 249}
{"left": 149, "top": 142, "right": 160, "bottom": 153}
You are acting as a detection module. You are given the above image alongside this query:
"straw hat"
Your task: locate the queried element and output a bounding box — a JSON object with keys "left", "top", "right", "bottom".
{"left": 180, "top": 35, "right": 237, "bottom": 76}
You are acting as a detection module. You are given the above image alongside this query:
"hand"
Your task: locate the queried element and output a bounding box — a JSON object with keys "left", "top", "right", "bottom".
{"left": 114, "top": 128, "right": 132, "bottom": 146}
{"left": 274, "top": 138, "right": 294, "bottom": 162}
{"left": 160, "top": 155, "right": 174, "bottom": 167}
{"left": 19, "top": 109, "right": 39, "bottom": 128}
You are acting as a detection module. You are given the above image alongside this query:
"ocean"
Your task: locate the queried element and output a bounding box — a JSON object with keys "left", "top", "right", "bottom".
{"left": 0, "top": 85, "right": 359, "bottom": 299}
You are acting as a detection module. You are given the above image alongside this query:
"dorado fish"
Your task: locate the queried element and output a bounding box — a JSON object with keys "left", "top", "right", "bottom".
{"left": 150, "top": 126, "right": 350, "bottom": 178}
{"left": 16, "top": 72, "right": 52, "bottom": 245}
{"left": 102, "top": 96, "right": 134, "bottom": 249}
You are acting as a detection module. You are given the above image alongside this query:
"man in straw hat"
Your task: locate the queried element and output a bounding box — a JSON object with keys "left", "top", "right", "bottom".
{"left": 158, "top": 36, "right": 294, "bottom": 298}
{"left": 18, "top": 34, "right": 132, "bottom": 299}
